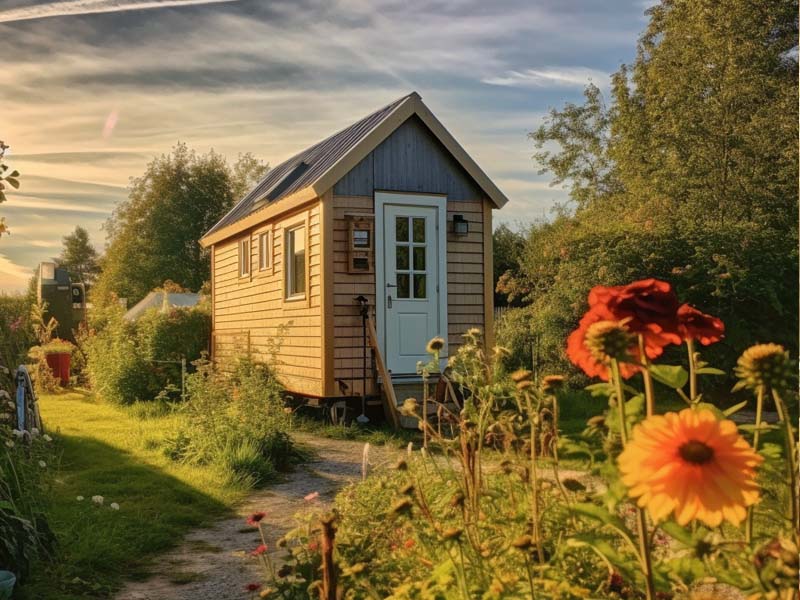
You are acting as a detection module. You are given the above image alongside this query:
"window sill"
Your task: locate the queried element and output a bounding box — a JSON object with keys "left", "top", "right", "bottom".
{"left": 284, "top": 294, "right": 307, "bottom": 302}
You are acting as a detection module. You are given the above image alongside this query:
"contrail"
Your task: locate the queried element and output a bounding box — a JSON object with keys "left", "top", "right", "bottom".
{"left": 0, "top": 0, "right": 240, "bottom": 24}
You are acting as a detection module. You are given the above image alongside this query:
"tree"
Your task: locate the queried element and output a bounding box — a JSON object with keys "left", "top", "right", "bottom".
{"left": 492, "top": 224, "right": 526, "bottom": 307}
{"left": 93, "top": 143, "right": 268, "bottom": 306}
{"left": 499, "top": 0, "right": 798, "bottom": 381}
{"left": 0, "top": 140, "right": 20, "bottom": 236}
{"left": 59, "top": 226, "right": 100, "bottom": 284}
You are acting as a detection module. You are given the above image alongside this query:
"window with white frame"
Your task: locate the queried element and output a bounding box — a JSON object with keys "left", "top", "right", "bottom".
{"left": 239, "top": 237, "right": 250, "bottom": 277}
{"left": 285, "top": 225, "right": 306, "bottom": 298}
{"left": 258, "top": 231, "right": 271, "bottom": 271}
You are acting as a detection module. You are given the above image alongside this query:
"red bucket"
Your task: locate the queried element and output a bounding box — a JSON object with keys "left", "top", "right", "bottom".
{"left": 45, "top": 352, "right": 71, "bottom": 386}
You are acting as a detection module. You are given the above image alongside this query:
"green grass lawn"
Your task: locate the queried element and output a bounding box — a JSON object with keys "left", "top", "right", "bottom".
{"left": 23, "top": 391, "right": 247, "bottom": 600}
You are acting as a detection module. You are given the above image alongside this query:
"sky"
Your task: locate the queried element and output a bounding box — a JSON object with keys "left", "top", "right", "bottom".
{"left": 0, "top": 0, "right": 652, "bottom": 292}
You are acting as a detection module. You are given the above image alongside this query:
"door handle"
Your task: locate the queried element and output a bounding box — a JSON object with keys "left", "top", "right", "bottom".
{"left": 386, "top": 283, "right": 397, "bottom": 288}
{"left": 387, "top": 295, "right": 392, "bottom": 309}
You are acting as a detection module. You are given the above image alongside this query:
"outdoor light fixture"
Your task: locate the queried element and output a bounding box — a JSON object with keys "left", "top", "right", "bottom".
{"left": 453, "top": 214, "right": 469, "bottom": 235}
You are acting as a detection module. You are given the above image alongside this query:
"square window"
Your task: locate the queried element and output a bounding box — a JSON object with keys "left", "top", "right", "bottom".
{"left": 285, "top": 226, "right": 306, "bottom": 298}
{"left": 258, "top": 231, "right": 270, "bottom": 271}
{"left": 239, "top": 237, "right": 250, "bottom": 277}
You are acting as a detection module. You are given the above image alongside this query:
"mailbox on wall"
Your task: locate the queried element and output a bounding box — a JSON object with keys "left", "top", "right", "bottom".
{"left": 347, "top": 215, "right": 374, "bottom": 274}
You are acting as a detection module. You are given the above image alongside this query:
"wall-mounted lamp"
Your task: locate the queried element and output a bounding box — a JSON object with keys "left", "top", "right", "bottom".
{"left": 452, "top": 214, "right": 469, "bottom": 236}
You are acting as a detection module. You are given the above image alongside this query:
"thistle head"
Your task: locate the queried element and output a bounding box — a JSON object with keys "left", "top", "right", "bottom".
{"left": 734, "top": 343, "right": 794, "bottom": 392}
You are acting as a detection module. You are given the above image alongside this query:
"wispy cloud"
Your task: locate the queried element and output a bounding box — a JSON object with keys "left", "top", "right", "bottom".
{"left": 0, "top": 0, "right": 240, "bottom": 24}
{"left": 482, "top": 67, "right": 609, "bottom": 89}
{"left": 0, "top": 253, "right": 34, "bottom": 292}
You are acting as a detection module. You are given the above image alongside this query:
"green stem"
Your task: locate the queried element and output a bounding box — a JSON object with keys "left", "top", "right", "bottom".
{"left": 611, "top": 358, "right": 655, "bottom": 600}
{"left": 527, "top": 394, "right": 545, "bottom": 564}
{"left": 687, "top": 339, "right": 697, "bottom": 402}
{"left": 638, "top": 335, "right": 655, "bottom": 416}
{"left": 772, "top": 389, "right": 798, "bottom": 539}
{"left": 745, "top": 386, "right": 765, "bottom": 544}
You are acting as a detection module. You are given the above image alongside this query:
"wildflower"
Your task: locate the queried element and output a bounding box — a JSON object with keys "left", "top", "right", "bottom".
{"left": 403, "top": 538, "right": 415, "bottom": 549}
{"left": 92, "top": 495, "right": 104, "bottom": 505}
{"left": 38, "top": 460, "right": 46, "bottom": 468}
{"left": 426, "top": 337, "right": 445, "bottom": 353}
{"left": 4, "top": 440, "right": 13, "bottom": 449}
{"left": 400, "top": 398, "right": 418, "bottom": 417}
{"left": 677, "top": 304, "right": 724, "bottom": 345}
{"left": 244, "top": 583, "right": 261, "bottom": 592}
{"left": 307, "top": 540, "right": 319, "bottom": 552}
{"left": 442, "top": 527, "right": 463, "bottom": 541}
{"left": 11, "top": 429, "right": 23, "bottom": 438}
{"left": 304, "top": 491, "right": 320, "bottom": 502}
{"left": 734, "top": 343, "right": 794, "bottom": 392}
{"left": 43, "top": 434, "right": 53, "bottom": 442}
{"left": 567, "top": 313, "right": 640, "bottom": 381}
{"left": 541, "top": 375, "right": 565, "bottom": 394}
{"left": 76, "top": 496, "right": 84, "bottom": 501}
{"left": 250, "top": 544, "right": 267, "bottom": 556}
{"left": 390, "top": 498, "right": 413, "bottom": 516}
{"left": 30, "top": 428, "right": 39, "bottom": 436}
{"left": 246, "top": 512, "right": 266, "bottom": 526}
{"left": 587, "top": 278, "right": 682, "bottom": 353}
{"left": 618, "top": 408, "right": 762, "bottom": 527}
{"left": 110, "top": 503, "right": 120, "bottom": 510}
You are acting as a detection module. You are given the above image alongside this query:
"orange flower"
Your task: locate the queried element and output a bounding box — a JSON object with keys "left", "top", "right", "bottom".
{"left": 566, "top": 309, "right": 641, "bottom": 381}
{"left": 618, "top": 408, "right": 762, "bottom": 527}
{"left": 588, "top": 278, "right": 681, "bottom": 358}
{"left": 677, "top": 304, "right": 725, "bottom": 345}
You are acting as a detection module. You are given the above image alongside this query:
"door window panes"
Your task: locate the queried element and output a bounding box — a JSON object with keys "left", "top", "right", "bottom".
{"left": 395, "top": 217, "right": 409, "bottom": 242}
{"left": 396, "top": 246, "right": 409, "bottom": 270}
{"left": 286, "top": 226, "right": 306, "bottom": 298}
{"left": 413, "top": 274, "right": 427, "bottom": 299}
{"left": 392, "top": 216, "right": 429, "bottom": 300}
{"left": 397, "top": 273, "right": 410, "bottom": 299}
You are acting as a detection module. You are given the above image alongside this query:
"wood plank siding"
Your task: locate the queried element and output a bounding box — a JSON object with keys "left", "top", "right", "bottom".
{"left": 212, "top": 201, "right": 324, "bottom": 396}
{"left": 334, "top": 116, "right": 483, "bottom": 200}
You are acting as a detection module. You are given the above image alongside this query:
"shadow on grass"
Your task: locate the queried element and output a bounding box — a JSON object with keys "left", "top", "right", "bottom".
{"left": 19, "top": 434, "right": 234, "bottom": 600}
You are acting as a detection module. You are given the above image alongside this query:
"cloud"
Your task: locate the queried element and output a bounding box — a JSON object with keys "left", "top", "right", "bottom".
{"left": 482, "top": 67, "right": 609, "bottom": 89}
{"left": 0, "top": 253, "right": 34, "bottom": 292}
{"left": 0, "top": 0, "right": 240, "bottom": 24}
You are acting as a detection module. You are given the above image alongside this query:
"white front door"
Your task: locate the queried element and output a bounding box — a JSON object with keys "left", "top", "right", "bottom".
{"left": 378, "top": 194, "right": 447, "bottom": 374}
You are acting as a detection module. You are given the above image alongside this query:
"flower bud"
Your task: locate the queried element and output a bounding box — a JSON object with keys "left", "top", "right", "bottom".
{"left": 584, "top": 320, "right": 636, "bottom": 364}
{"left": 734, "top": 343, "right": 794, "bottom": 392}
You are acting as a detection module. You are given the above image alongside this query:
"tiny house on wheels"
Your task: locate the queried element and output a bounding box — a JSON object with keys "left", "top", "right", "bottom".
{"left": 200, "top": 92, "right": 508, "bottom": 415}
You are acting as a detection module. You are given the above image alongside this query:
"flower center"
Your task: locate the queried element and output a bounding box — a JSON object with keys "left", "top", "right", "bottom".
{"left": 678, "top": 440, "right": 715, "bottom": 465}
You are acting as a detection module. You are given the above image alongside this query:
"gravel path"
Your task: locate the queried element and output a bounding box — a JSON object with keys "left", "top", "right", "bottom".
{"left": 116, "top": 434, "right": 404, "bottom": 600}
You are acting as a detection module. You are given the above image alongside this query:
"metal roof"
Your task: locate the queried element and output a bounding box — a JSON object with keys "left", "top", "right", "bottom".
{"left": 204, "top": 92, "right": 416, "bottom": 237}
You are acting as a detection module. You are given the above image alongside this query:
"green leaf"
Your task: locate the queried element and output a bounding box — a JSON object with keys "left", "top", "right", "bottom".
{"left": 694, "top": 402, "right": 725, "bottom": 420}
{"left": 586, "top": 383, "right": 613, "bottom": 398}
{"left": 722, "top": 400, "right": 748, "bottom": 417}
{"left": 570, "top": 502, "right": 638, "bottom": 549}
{"left": 648, "top": 364, "right": 688, "bottom": 389}
{"left": 6, "top": 177, "right": 19, "bottom": 189}
{"left": 624, "top": 394, "right": 644, "bottom": 422}
{"left": 659, "top": 521, "right": 693, "bottom": 546}
{"left": 695, "top": 367, "right": 725, "bottom": 376}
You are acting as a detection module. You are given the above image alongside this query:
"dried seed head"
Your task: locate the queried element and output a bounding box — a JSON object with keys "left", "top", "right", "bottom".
{"left": 390, "top": 498, "right": 413, "bottom": 516}
{"left": 395, "top": 459, "right": 408, "bottom": 471}
{"left": 510, "top": 534, "right": 534, "bottom": 551}
{"left": 449, "top": 491, "right": 465, "bottom": 508}
{"left": 426, "top": 337, "right": 446, "bottom": 353}
{"left": 399, "top": 482, "right": 415, "bottom": 496}
{"left": 400, "top": 398, "right": 419, "bottom": 417}
{"left": 734, "top": 343, "right": 793, "bottom": 392}
{"left": 585, "top": 320, "right": 636, "bottom": 364}
{"left": 499, "top": 459, "right": 513, "bottom": 475}
{"left": 541, "top": 375, "right": 566, "bottom": 394}
{"left": 511, "top": 369, "right": 533, "bottom": 383}
{"left": 442, "top": 527, "right": 463, "bottom": 541}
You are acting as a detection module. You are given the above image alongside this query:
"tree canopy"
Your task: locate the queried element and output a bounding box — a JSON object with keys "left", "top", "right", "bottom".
{"left": 93, "top": 143, "right": 268, "bottom": 306}
{"left": 59, "top": 226, "right": 100, "bottom": 285}
{"left": 498, "top": 0, "right": 798, "bottom": 381}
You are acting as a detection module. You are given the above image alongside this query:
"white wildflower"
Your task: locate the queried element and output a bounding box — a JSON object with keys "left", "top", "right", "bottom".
{"left": 76, "top": 496, "right": 84, "bottom": 501}
{"left": 110, "top": 502, "right": 120, "bottom": 511}
{"left": 38, "top": 460, "right": 46, "bottom": 468}
{"left": 11, "top": 429, "right": 23, "bottom": 438}
{"left": 43, "top": 434, "right": 53, "bottom": 442}
{"left": 5, "top": 440, "right": 13, "bottom": 449}
{"left": 30, "top": 427, "right": 40, "bottom": 436}
{"left": 92, "top": 495, "right": 104, "bottom": 505}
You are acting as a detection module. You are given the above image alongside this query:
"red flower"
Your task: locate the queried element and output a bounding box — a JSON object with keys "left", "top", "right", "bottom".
{"left": 403, "top": 538, "right": 415, "bottom": 549}
{"left": 245, "top": 583, "right": 261, "bottom": 592}
{"left": 246, "top": 512, "right": 266, "bottom": 526}
{"left": 308, "top": 540, "right": 319, "bottom": 552}
{"left": 588, "top": 278, "right": 681, "bottom": 358}
{"left": 677, "top": 304, "right": 724, "bottom": 346}
{"left": 250, "top": 544, "right": 267, "bottom": 556}
{"left": 566, "top": 308, "right": 641, "bottom": 381}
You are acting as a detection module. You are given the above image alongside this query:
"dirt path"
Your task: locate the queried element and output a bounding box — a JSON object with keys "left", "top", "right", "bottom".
{"left": 116, "top": 434, "right": 404, "bottom": 600}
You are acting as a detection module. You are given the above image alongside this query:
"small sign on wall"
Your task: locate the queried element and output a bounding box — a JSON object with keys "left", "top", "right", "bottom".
{"left": 347, "top": 215, "right": 374, "bottom": 273}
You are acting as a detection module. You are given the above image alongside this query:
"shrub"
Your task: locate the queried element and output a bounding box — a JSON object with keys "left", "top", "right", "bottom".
{"left": 0, "top": 294, "right": 35, "bottom": 368}
{"left": 164, "top": 357, "right": 294, "bottom": 487}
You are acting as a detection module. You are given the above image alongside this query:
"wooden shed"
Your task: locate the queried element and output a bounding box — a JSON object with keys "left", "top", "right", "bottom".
{"left": 200, "top": 92, "right": 508, "bottom": 406}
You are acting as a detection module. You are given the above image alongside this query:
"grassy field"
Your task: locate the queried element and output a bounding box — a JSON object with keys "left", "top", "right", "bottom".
{"left": 23, "top": 391, "right": 247, "bottom": 600}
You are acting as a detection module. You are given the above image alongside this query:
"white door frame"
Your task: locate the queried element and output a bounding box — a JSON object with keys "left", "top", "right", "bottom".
{"left": 375, "top": 191, "right": 448, "bottom": 374}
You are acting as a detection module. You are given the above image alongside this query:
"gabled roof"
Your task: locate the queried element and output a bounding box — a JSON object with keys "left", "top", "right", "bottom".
{"left": 124, "top": 291, "right": 201, "bottom": 321}
{"left": 201, "top": 92, "right": 508, "bottom": 247}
